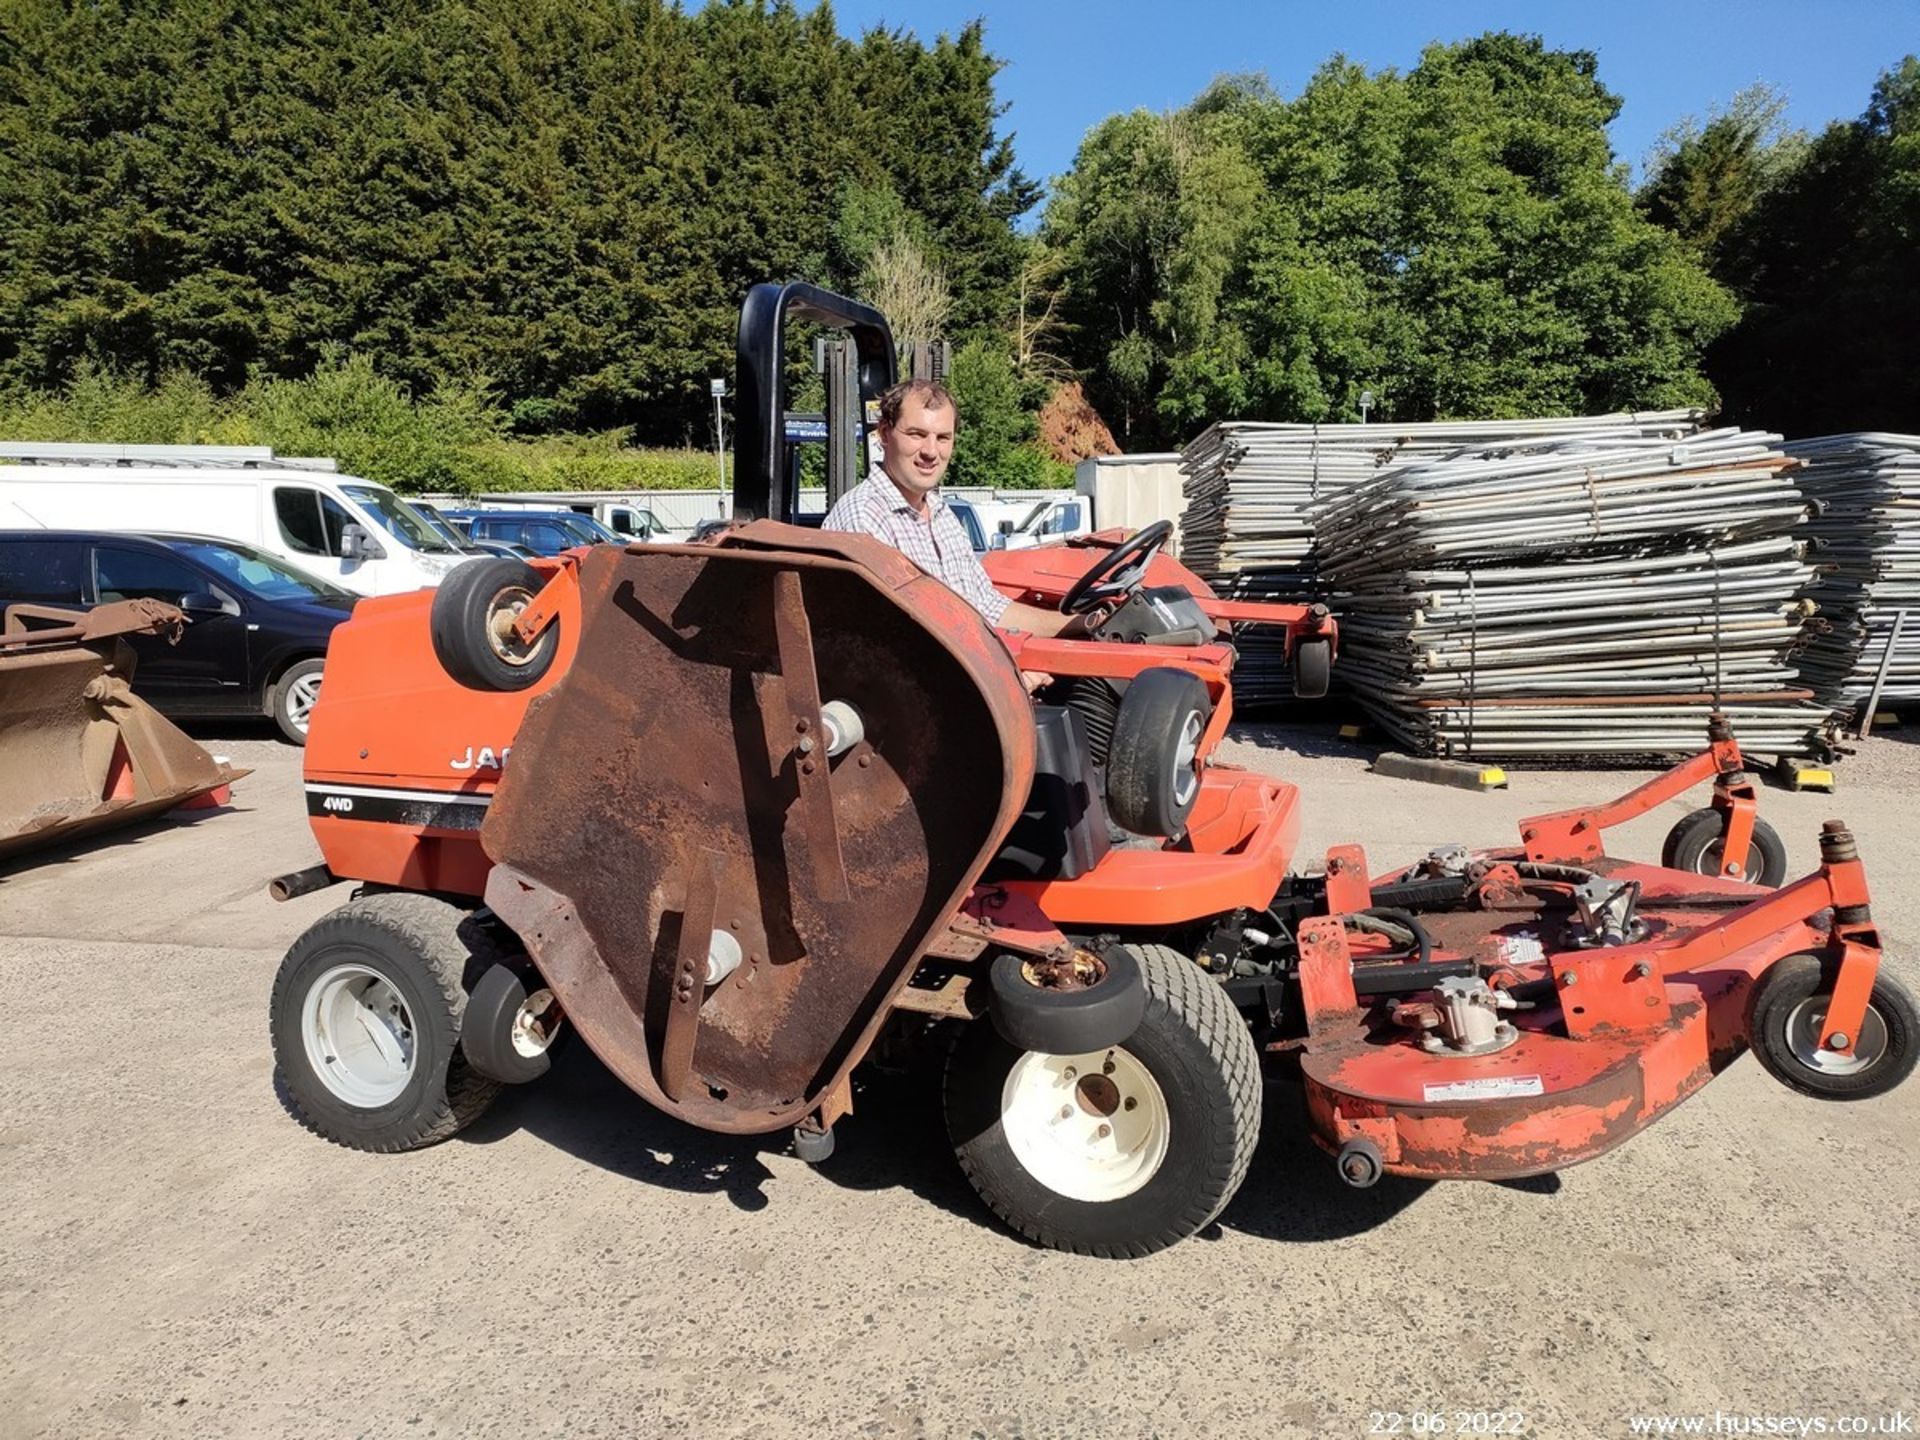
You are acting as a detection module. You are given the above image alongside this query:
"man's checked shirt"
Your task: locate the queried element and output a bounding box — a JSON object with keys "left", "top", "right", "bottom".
{"left": 821, "top": 469, "right": 1010, "bottom": 624}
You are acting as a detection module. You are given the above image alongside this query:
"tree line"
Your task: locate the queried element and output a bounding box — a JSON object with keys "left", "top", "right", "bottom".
{"left": 0, "top": 2, "right": 1913, "bottom": 487}
{"left": 1051, "top": 39, "right": 1919, "bottom": 445}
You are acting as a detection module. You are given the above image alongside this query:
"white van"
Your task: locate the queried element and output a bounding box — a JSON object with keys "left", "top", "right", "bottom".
{"left": 986, "top": 495, "right": 1092, "bottom": 551}
{"left": 0, "top": 448, "right": 471, "bottom": 596}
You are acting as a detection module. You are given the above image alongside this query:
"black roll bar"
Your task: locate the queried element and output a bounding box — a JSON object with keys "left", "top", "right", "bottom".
{"left": 733, "top": 282, "right": 897, "bottom": 524}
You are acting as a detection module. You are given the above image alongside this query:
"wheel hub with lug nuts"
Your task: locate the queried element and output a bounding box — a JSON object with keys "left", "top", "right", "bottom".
{"left": 1000, "top": 1046, "right": 1171, "bottom": 1203}
{"left": 486, "top": 591, "right": 538, "bottom": 665}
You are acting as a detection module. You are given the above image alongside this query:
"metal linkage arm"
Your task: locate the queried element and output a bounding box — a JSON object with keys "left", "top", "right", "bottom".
{"left": 1519, "top": 714, "right": 1753, "bottom": 869}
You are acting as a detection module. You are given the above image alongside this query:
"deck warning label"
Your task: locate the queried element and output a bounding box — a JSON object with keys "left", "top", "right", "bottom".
{"left": 1423, "top": 1075, "right": 1545, "bottom": 1102}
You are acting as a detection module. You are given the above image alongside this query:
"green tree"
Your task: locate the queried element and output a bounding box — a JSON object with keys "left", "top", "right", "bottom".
{"left": 0, "top": 0, "right": 1038, "bottom": 443}
{"left": 1637, "top": 84, "right": 1806, "bottom": 268}
{"left": 1045, "top": 35, "right": 1735, "bottom": 443}
{"left": 1704, "top": 58, "right": 1920, "bottom": 432}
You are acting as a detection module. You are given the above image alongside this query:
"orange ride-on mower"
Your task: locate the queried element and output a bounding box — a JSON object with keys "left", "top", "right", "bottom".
{"left": 268, "top": 284, "right": 1915, "bottom": 1257}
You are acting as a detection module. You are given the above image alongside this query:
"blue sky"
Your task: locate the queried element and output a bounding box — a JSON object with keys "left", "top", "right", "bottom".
{"left": 819, "top": 0, "right": 1917, "bottom": 200}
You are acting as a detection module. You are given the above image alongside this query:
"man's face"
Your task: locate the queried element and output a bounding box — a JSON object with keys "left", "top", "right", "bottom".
{"left": 878, "top": 395, "right": 956, "bottom": 500}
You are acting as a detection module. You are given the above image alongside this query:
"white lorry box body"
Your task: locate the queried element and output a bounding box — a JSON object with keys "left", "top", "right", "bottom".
{"left": 0, "top": 465, "right": 471, "bottom": 595}
{"left": 1074, "top": 453, "right": 1185, "bottom": 551}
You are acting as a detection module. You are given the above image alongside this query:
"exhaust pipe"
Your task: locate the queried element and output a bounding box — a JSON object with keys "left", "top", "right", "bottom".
{"left": 269, "top": 864, "right": 339, "bottom": 902}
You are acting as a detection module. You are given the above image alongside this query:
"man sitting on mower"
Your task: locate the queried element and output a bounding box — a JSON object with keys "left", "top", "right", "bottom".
{"left": 822, "top": 379, "right": 1093, "bottom": 663}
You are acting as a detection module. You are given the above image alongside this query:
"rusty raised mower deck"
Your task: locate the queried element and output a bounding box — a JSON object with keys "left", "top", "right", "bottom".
{"left": 479, "top": 527, "right": 1039, "bottom": 1135}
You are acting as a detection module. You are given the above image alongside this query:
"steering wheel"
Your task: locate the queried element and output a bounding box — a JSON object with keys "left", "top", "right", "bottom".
{"left": 1056, "top": 520, "right": 1173, "bottom": 615}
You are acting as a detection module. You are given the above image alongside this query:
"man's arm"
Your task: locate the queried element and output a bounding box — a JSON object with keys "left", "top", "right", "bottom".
{"left": 998, "top": 598, "right": 1098, "bottom": 639}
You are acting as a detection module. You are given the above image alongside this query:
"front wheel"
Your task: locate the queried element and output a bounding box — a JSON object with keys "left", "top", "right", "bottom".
{"left": 1747, "top": 953, "right": 1917, "bottom": 1101}
{"left": 944, "top": 944, "right": 1261, "bottom": 1257}
{"left": 270, "top": 893, "right": 504, "bottom": 1151}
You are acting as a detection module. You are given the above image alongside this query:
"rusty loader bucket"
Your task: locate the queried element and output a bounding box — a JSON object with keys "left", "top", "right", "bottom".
{"left": 0, "top": 601, "right": 248, "bottom": 861}
{"left": 481, "top": 525, "right": 1037, "bottom": 1136}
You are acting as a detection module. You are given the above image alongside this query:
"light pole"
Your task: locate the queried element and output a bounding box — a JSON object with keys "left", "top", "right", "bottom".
{"left": 1359, "top": 389, "right": 1375, "bottom": 425}
{"left": 710, "top": 377, "right": 728, "bottom": 496}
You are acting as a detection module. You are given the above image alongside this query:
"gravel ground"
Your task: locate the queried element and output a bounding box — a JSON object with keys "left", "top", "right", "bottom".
{"left": 2, "top": 718, "right": 1917, "bottom": 1439}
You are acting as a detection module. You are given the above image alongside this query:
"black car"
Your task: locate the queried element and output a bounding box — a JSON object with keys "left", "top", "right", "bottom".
{"left": 0, "top": 531, "right": 355, "bottom": 744}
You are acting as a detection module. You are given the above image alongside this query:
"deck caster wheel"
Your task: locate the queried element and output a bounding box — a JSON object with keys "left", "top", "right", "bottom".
{"left": 1336, "top": 1137, "right": 1384, "bottom": 1188}
{"left": 461, "top": 959, "right": 563, "bottom": 1084}
{"left": 429, "top": 557, "right": 558, "bottom": 691}
{"left": 1662, "top": 808, "right": 1787, "bottom": 886}
{"left": 1747, "top": 953, "right": 1918, "bottom": 1101}
{"left": 269, "top": 894, "right": 503, "bottom": 1151}
{"left": 946, "top": 944, "right": 1261, "bottom": 1258}
{"left": 793, "top": 1124, "right": 836, "bottom": 1164}
{"left": 1292, "top": 637, "right": 1332, "bottom": 699}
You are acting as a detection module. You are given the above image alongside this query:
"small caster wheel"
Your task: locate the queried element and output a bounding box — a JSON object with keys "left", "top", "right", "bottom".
{"left": 1292, "top": 637, "right": 1332, "bottom": 699}
{"left": 1747, "top": 953, "right": 1917, "bottom": 1101}
{"left": 1661, "top": 808, "right": 1787, "bottom": 886}
{"left": 793, "top": 1124, "right": 835, "bottom": 1164}
{"left": 429, "top": 557, "right": 559, "bottom": 691}
{"left": 1336, "top": 1137, "right": 1384, "bottom": 1188}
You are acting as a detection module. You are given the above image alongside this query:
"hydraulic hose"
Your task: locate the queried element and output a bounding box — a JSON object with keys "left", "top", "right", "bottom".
{"left": 1343, "top": 906, "right": 1434, "bottom": 966}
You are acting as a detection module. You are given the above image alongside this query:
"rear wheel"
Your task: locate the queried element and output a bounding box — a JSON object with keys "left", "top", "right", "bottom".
{"left": 1664, "top": 807, "right": 1787, "bottom": 886}
{"left": 1747, "top": 953, "right": 1917, "bottom": 1101}
{"left": 1106, "top": 668, "right": 1210, "bottom": 837}
{"left": 270, "top": 893, "right": 503, "bottom": 1151}
{"left": 429, "top": 557, "right": 558, "bottom": 691}
{"left": 270, "top": 657, "right": 325, "bottom": 745}
{"left": 944, "top": 944, "right": 1261, "bottom": 1257}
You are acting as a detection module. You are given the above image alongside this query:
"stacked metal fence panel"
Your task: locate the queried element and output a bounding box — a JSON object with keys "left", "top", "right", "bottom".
{"left": 1176, "top": 412, "right": 1704, "bottom": 706}
{"left": 1311, "top": 427, "right": 1834, "bottom": 758}
{"left": 1785, "top": 434, "right": 1920, "bottom": 715}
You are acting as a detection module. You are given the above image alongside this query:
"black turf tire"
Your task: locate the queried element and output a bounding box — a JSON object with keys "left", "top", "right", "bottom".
{"left": 988, "top": 947, "right": 1148, "bottom": 1054}
{"left": 270, "top": 893, "right": 503, "bottom": 1151}
{"left": 1746, "top": 953, "right": 1918, "bottom": 1101}
{"left": 1106, "top": 667, "right": 1210, "bottom": 837}
{"left": 270, "top": 657, "right": 325, "bottom": 745}
{"left": 945, "top": 944, "right": 1262, "bottom": 1258}
{"left": 1663, "top": 807, "right": 1788, "bottom": 886}
{"left": 429, "top": 557, "right": 558, "bottom": 691}
{"left": 461, "top": 958, "right": 559, "bottom": 1085}
{"left": 1292, "top": 638, "right": 1332, "bottom": 699}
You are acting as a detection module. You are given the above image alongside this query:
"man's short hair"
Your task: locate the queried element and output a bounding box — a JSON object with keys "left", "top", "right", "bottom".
{"left": 877, "top": 378, "right": 958, "bottom": 429}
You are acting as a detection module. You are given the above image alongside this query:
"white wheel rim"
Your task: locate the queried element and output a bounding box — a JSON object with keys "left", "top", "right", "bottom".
{"left": 286, "top": 671, "right": 321, "bottom": 732}
{"left": 1000, "top": 1046, "right": 1171, "bottom": 1202}
{"left": 511, "top": 988, "right": 560, "bottom": 1058}
{"left": 301, "top": 963, "right": 417, "bottom": 1106}
{"left": 486, "top": 588, "right": 541, "bottom": 667}
{"left": 1170, "top": 709, "right": 1202, "bottom": 808}
{"left": 1785, "top": 996, "right": 1887, "bottom": 1076}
